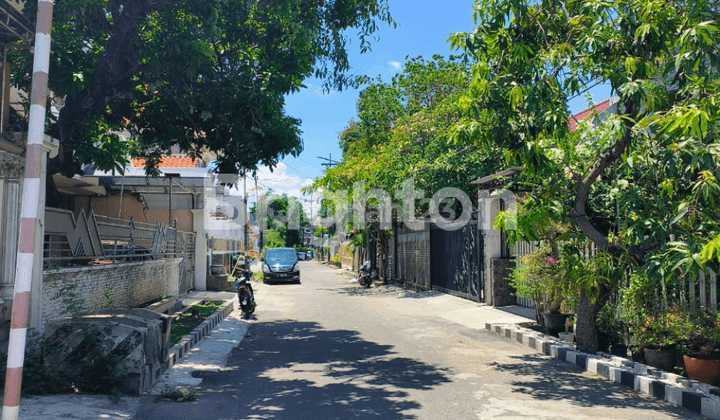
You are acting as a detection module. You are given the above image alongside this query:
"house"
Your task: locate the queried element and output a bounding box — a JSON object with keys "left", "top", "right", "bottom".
{"left": 76, "top": 146, "right": 248, "bottom": 290}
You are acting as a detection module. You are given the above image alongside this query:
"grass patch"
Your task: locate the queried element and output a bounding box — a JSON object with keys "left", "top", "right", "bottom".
{"left": 169, "top": 301, "right": 223, "bottom": 345}
{"left": 253, "top": 271, "right": 264, "bottom": 282}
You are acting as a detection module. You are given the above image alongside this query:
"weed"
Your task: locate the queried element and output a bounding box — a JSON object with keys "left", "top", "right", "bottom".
{"left": 160, "top": 385, "right": 197, "bottom": 402}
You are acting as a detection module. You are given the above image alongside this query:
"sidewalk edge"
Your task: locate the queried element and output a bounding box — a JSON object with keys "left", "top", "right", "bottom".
{"left": 162, "top": 300, "right": 236, "bottom": 374}
{"left": 486, "top": 322, "right": 720, "bottom": 419}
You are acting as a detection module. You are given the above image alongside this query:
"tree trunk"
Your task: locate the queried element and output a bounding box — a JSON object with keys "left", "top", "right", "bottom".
{"left": 575, "top": 288, "right": 611, "bottom": 354}
{"left": 378, "top": 232, "right": 387, "bottom": 281}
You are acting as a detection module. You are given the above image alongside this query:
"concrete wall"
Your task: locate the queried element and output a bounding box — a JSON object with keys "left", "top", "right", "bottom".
{"left": 490, "top": 258, "right": 516, "bottom": 307}
{"left": 337, "top": 242, "right": 354, "bottom": 270}
{"left": 479, "top": 194, "right": 502, "bottom": 305}
{"left": 42, "top": 258, "right": 182, "bottom": 328}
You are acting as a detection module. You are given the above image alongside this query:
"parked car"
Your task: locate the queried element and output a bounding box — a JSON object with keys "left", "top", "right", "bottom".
{"left": 296, "top": 251, "right": 306, "bottom": 261}
{"left": 263, "top": 248, "right": 300, "bottom": 284}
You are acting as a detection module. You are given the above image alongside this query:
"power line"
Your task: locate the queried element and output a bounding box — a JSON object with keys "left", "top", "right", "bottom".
{"left": 318, "top": 153, "right": 339, "bottom": 168}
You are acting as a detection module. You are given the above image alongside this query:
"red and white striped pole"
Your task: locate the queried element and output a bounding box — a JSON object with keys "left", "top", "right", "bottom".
{"left": 2, "top": 1, "right": 55, "bottom": 419}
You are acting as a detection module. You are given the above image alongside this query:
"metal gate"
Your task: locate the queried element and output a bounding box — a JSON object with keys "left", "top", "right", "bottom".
{"left": 178, "top": 232, "right": 196, "bottom": 294}
{"left": 395, "top": 224, "right": 431, "bottom": 288}
{"left": 430, "top": 221, "right": 483, "bottom": 301}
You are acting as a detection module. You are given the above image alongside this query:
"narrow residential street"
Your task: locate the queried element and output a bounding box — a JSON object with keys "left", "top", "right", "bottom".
{"left": 132, "top": 261, "right": 701, "bottom": 420}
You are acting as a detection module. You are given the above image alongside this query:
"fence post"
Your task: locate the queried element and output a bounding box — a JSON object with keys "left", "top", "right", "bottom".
{"left": 710, "top": 270, "right": 717, "bottom": 312}
{"left": 700, "top": 271, "right": 707, "bottom": 309}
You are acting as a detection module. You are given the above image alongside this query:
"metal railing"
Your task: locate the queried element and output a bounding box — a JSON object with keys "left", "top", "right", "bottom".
{"left": 44, "top": 208, "right": 195, "bottom": 266}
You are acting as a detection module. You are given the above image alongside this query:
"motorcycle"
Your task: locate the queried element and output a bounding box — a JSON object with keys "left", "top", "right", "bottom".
{"left": 358, "top": 260, "right": 373, "bottom": 288}
{"left": 234, "top": 269, "right": 256, "bottom": 318}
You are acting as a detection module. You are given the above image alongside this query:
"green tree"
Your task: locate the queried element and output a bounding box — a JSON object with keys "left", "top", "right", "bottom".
{"left": 14, "top": 0, "right": 394, "bottom": 178}
{"left": 311, "top": 55, "right": 502, "bottom": 277}
{"left": 252, "top": 192, "right": 309, "bottom": 248}
{"left": 261, "top": 229, "right": 286, "bottom": 253}
{"left": 451, "top": 0, "right": 720, "bottom": 352}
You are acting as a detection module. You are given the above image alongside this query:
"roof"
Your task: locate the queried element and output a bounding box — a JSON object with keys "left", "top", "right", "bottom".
{"left": 0, "top": 1, "right": 33, "bottom": 47}
{"left": 131, "top": 157, "right": 199, "bottom": 168}
{"left": 568, "top": 97, "right": 616, "bottom": 132}
{"left": 470, "top": 166, "right": 522, "bottom": 187}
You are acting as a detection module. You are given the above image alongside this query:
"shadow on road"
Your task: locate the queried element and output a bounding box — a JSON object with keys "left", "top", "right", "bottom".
{"left": 134, "top": 320, "right": 451, "bottom": 419}
{"left": 331, "top": 283, "right": 442, "bottom": 300}
{"left": 489, "top": 354, "right": 700, "bottom": 419}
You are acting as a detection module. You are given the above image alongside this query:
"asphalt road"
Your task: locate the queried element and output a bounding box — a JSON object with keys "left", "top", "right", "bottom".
{"left": 132, "top": 261, "right": 702, "bottom": 420}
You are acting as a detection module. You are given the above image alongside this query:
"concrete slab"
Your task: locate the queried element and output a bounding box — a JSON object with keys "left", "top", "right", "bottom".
{"left": 16, "top": 394, "right": 141, "bottom": 420}
{"left": 151, "top": 309, "right": 248, "bottom": 393}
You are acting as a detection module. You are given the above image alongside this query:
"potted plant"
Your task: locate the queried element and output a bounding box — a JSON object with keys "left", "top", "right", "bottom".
{"left": 630, "top": 310, "right": 681, "bottom": 372}
{"left": 596, "top": 305, "right": 629, "bottom": 356}
{"left": 558, "top": 315, "right": 575, "bottom": 343}
{"left": 510, "top": 245, "right": 568, "bottom": 335}
{"left": 677, "top": 308, "right": 720, "bottom": 386}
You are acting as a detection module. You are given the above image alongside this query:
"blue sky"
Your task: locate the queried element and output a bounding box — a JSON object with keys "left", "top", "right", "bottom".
{"left": 252, "top": 0, "right": 612, "bottom": 213}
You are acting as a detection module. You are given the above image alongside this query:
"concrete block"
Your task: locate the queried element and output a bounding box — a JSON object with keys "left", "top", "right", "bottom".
{"left": 702, "top": 397, "right": 720, "bottom": 420}
{"left": 636, "top": 375, "right": 652, "bottom": 395}
{"left": 666, "top": 385, "right": 683, "bottom": 406}
{"left": 587, "top": 358, "right": 599, "bottom": 374}
{"left": 549, "top": 344, "right": 560, "bottom": 358}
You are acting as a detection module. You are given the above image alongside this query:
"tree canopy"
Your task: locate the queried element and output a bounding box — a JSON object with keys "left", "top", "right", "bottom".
{"left": 14, "top": 0, "right": 394, "bottom": 176}
{"left": 313, "top": 55, "right": 503, "bottom": 209}
{"left": 451, "top": 0, "right": 720, "bottom": 352}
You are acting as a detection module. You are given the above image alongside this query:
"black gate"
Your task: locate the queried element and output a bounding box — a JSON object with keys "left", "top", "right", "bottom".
{"left": 395, "top": 223, "right": 431, "bottom": 288}
{"left": 430, "top": 221, "right": 483, "bottom": 301}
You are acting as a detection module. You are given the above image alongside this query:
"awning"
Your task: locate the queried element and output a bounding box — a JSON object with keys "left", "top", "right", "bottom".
{"left": 52, "top": 174, "right": 107, "bottom": 196}
{"left": 90, "top": 174, "right": 210, "bottom": 196}
{"left": 0, "top": 1, "right": 33, "bottom": 47}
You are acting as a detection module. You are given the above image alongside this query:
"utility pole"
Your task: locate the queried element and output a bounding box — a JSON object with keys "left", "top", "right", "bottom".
{"left": 243, "top": 171, "right": 248, "bottom": 252}
{"left": 165, "top": 173, "right": 180, "bottom": 227}
{"left": 2, "top": 1, "right": 57, "bottom": 418}
{"left": 317, "top": 153, "right": 339, "bottom": 168}
{"left": 255, "top": 176, "right": 262, "bottom": 250}
{"left": 309, "top": 192, "right": 313, "bottom": 247}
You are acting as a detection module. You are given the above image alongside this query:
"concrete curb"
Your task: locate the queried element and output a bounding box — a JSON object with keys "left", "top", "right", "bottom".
{"left": 164, "top": 299, "right": 236, "bottom": 370}
{"left": 486, "top": 322, "right": 720, "bottom": 419}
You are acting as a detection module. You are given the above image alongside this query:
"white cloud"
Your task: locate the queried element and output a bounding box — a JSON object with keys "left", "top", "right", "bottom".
{"left": 252, "top": 163, "right": 318, "bottom": 216}
{"left": 388, "top": 61, "right": 402, "bottom": 70}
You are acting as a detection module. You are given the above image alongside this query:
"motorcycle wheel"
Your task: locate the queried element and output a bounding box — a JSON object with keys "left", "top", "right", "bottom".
{"left": 239, "top": 292, "right": 253, "bottom": 313}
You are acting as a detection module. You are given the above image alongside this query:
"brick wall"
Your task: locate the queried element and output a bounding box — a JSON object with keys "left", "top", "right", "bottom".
{"left": 42, "top": 259, "right": 182, "bottom": 328}
{"left": 338, "top": 242, "right": 354, "bottom": 269}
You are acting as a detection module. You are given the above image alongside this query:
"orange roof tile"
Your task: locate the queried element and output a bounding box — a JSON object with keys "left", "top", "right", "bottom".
{"left": 131, "top": 157, "right": 198, "bottom": 168}
{"left": 568, "top": 98, "right": 613, "bottom": 132}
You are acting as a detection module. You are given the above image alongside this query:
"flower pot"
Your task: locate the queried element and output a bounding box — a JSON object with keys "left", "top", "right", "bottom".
{"left": 644, "top": 348, "right": 676, "bottom": 372}
{"left": 683, "top": 355, "right": 720, "bottom": 386}
{"left": 631, "top": 347, "right": 645, "bottom": 364}
{"left": 558, "top": 332, "right": 575, "bottom": 343}
{"left": 543, "top": 313, "right": 568, "bottom": 336}
{"left": 598, "top": 332, "right": 612, "bottom": 353}
{"left": 610, "top": 344, "right": 628, "bottom": 357}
